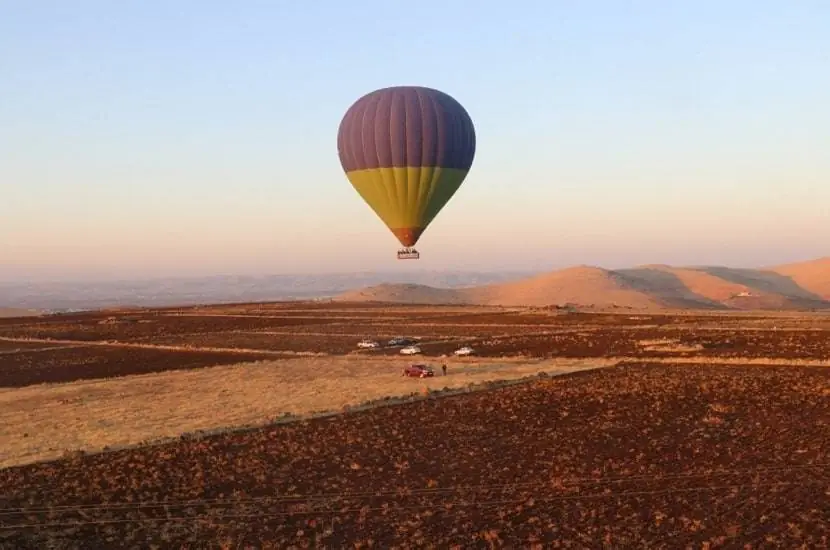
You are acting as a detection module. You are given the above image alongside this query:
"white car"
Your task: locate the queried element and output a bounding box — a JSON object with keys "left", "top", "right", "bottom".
{"left": 400, "top": 345, "right": 422, "bottom": 355}
{"left": 357, "top": 340, "right": 380, "bottom": 349}
{"left": 453, "top": 346, "right": 474, "bottom": 357}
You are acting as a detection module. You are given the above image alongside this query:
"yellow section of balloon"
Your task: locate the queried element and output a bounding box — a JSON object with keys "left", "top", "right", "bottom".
{"left": 344, "top": 166, "right": 470, "bottom": 244}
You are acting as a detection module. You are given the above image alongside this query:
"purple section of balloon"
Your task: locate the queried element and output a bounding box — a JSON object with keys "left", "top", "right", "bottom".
{"left": 337, "top": 86, "right": 476, "bottom": 172}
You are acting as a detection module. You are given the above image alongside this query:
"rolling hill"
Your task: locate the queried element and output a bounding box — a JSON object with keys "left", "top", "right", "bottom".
{"left": 0, "top": 308, "right": 43, "bottom": 318}
{"left": 337, "top": 283, "right": 472, "bottom": 305}
{"left": 336, "top": 257, "right": 830, "bottom": 311}
{"left": 767, "top": 257, "right": 830, "bottom": 299}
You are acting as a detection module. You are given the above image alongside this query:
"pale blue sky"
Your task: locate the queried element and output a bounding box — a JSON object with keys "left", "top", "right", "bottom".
{"left": 2, "top": 1, "right": 828, "bottom": 281}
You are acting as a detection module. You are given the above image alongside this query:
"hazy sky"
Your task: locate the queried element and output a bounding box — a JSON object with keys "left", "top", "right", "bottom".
{"left": 2, "top": 1, "right": 829, "bottom": 281}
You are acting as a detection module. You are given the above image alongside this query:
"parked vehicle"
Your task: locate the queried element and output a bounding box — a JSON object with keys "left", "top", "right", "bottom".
{"left": 400, "top": 345, "right": 422, "bottom": 355}
{"left": 388, "top": 337, "right": 416, "bottom": 347}
{"left": 357, "top": 339, "right": 380, "bottom": 349}
{"left": 402, "top": 364, "right": 434, "bottom": 378}
{"left": 453, "top": 346, "right": 475, "bottom": 357}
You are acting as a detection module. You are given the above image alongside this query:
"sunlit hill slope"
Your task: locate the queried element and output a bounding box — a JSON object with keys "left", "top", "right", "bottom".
{"left": 336, "top": 258, "right": 830, "bottom": 311}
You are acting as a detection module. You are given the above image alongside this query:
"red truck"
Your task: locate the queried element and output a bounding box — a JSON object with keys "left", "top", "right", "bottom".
{"left": 402, "top": 364, "right": 434, "bottom": 378}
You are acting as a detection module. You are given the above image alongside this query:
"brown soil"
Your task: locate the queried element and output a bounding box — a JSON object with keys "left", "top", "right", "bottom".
{"left": 3, "top": 307, "right": 830, "bottom": 390}
{"left": 0, "top": 340, "right": 71, "bottom": 352}
{"left": 0, "top": 314, "right": 336, "bottom": 342}
{"left": 0, "top": 346, "right": 268, "bottom": 387}
{"left": 1, "top": 363, "right": 828, "bottom": 548}
{"left": 0, "top": 357, "right": 606, "bottom": 469}
{"left": 151, "top": 332, "right": 401, "bottom": 355}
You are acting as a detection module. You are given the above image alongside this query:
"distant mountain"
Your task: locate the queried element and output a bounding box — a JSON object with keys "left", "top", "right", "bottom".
{"left": 0, "top": 308, "right": 43, "bottom": 318}
{"left": 336, "top": 257, "right": 830, "bottom": 311}
{"left": 0, "top": 271, "right": 531, "bottom": 310}
{"left": 470, "top": 266, "right": 664, "bottom": 310}
{"left": 5, "top": 258, "right": 828, "bottom": 312}
{"left": 768, "top": 257, "right": 830, "bottom": 299}
{"left": 340, "top": 283, "right": 473, "bottom": 305}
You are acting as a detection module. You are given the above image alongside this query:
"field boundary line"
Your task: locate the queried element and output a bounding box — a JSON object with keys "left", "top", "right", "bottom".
{"left": 1, "top": 335, "right": 829, "bottom": 366}
{"left": 611, "top": 356, "right": 830, "bottom": 367}
{"left": 0, "top": 344, "right": 91, "bottom": 355}
{"left": 0, "top": 336, "right": 286, "bottom": 357}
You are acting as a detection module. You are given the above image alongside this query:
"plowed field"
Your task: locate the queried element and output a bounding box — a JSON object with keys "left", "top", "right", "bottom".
{"left": 0, "top": 346, "right": 269, "bottom": 387}
{"left": 2, "top": 364, "right": 829, "bottom": 549}
{"left": 2, "top": 303, "right": 830, "bottom": 548}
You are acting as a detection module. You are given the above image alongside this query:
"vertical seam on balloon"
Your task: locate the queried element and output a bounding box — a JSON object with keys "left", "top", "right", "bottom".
{"left": 358, "top": 98, "right": 371, "bottom": 175}
{"left": 437, "top": 101, "right": 463, "bottom": 224}
{"left": 400, "top": 89, "right": 414, "bottom": 228}
{"left": 376, "top": 92, "right": 398, "bottom": 228}
{"left": 359, "top": 96, "right": 390, "bottom": 228}
{"left": 412, "top": 88, "right": 424, "bottom": 230}
{"left": 422, "top": 93, "right": 443, "bottom": 226}
{"left": 419, "top": 89, "right": 430, "bottom": 230}
{"left": 411, "top": 91, "right": 421, "bottom": 227}
{"left": 355, "top": 99, "right": 366, "bottom": 175}
{"left": 346, "top": 104, "right": 358, "bottom": 173}
{"left": 389, "top": 89, "right": 404, "bottom": 228}
{"left": 356, "top": 99, "right": 376, "bottom": 218}
{"left": 346, "top": 103, "right": 372, "bottom": 215}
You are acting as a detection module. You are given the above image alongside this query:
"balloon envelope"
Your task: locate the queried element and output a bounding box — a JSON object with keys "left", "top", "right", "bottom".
{"left": 337, "top": 86, "right": 476, "bottom": 247}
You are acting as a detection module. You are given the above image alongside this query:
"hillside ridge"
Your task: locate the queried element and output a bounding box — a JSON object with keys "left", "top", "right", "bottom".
{"left": 335, "top": 257, "right": 830, "bottom": 311}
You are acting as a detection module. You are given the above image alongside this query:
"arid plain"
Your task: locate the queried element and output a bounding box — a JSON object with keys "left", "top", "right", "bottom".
{"left": 1, "top": 301, "right": 830, "bottom": 548}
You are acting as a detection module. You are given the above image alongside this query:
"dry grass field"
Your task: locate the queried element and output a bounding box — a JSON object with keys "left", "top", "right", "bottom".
{"left": 1, "top": 302, "right": 830, "bottom": 548}
{"left": 0, "top": 355, "right": 610, "bottom": 469}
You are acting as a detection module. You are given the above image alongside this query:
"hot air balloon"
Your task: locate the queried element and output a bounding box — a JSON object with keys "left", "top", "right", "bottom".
{"left": 337, "top": 86, "right": 476, "bottom": 260}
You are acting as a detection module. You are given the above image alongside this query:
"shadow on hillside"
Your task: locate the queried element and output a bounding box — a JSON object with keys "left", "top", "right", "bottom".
{"left": 614, "top": 268, "right": 726, "bottom": 309}
{"left": 693, "top": 267, "right": 827, "bottom": 303}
